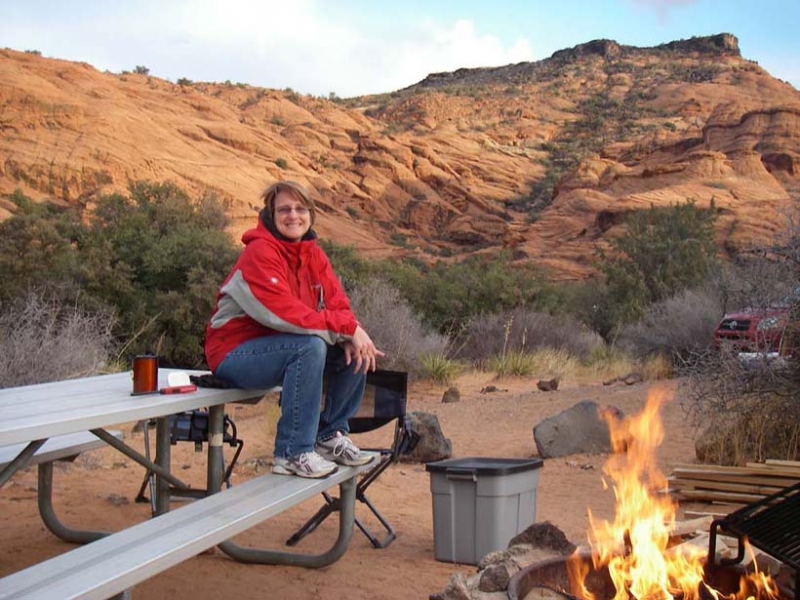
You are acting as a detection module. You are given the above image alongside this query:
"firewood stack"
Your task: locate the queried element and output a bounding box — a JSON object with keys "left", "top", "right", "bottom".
{"left": 668, "top": 459, "right": 800, "bottom": 504}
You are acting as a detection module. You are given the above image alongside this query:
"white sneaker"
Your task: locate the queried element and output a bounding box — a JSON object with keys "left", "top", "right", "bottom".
{"left": 315, "top": 432, "right": 373, "bottom": 466}
{"left": 272, "top": 451, "right": 337, "bottom": 478}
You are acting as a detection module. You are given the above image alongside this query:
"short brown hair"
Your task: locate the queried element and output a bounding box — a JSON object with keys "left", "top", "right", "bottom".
{"left": 260, "top": 181, "right": 316, "bottom": 226}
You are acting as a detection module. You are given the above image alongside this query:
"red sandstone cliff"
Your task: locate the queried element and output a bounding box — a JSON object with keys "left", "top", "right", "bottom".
{"left": 2, "top": 34, "right": 799, "bottom": 279}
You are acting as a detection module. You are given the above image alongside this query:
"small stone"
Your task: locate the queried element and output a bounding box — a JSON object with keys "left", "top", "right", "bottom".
{"left": 441, "top": 387, "right": 461, "bottom": 403}
{"left": 536, "top": 378, "right": 559, "bottom": 392}
{"left": 624, "top": 373, "right": 643, "bottom": 385}
{"left": 107, "top": 493, "right": 129, "bottom": 506}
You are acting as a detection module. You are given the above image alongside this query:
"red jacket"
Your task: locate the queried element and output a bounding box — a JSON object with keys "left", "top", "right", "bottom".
{"left": 204, "top": 220, "right": 358, "bottom": 371}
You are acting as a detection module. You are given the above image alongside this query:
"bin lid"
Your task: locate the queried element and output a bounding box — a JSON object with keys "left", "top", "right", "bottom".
{"left": 425, "top": 457, "right": 543, "bottom": 476}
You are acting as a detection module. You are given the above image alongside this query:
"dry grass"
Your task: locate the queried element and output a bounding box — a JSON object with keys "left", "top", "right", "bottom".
{"left": 417, "top": 352, "right": 464, "bottom": 385}
{"left": 483, "top": 346, "right": 672, "bottom": 385}
{"left": 0, "top": 293, "right": 117, "bottom": 388}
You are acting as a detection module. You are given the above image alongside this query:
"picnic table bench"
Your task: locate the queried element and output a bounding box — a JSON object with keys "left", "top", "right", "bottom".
{"left": 0, "top": 459, "right": 375, "bottom": 600}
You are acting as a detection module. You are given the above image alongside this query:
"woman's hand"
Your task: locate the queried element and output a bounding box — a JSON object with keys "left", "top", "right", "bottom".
{"left": 343, "top": 325, "right": 385, "bottom": 374}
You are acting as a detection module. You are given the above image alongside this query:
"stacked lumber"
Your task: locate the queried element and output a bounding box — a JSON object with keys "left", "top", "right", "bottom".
{"left": 668, "top": 459, "right": 800, "bottom": 504}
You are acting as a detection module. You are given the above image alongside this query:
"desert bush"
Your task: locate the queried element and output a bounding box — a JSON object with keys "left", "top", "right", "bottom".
{"left": 379, "top": 253, "right": 556, "bottom": 334}
{"left": 579, "top": 344, "right": 639, "bottom": 381}
{"left": 325, "top": 243, "right": 561, "bottom": 338}
{"left": 348, "top": 279, "right": 448, "bottom": 375}
{"left": 0, "top": 190, "right": 86, "bottom": 304}
{"left": 487, "top": 350, "right": 537, "bottom": 378}
{"left": 637, "top": 354, "right": 674, "bottom": 380}
{"left": 617, "top": 287, "right": 722, "bottom": 360}
{"left": 576, "top": 344, "right": 672, "bottom": 383}
{"left": 706, "top": 255, "right": 795, "bottom": 313}
{"left": 319, "top": 240, "right": 376, "bottom": 292}
{"left": 456, "top": 308, "right": 604, "bottom": 366}
{"left": 524, "top": 348, "right": 577, "bottom": 381}
{"left": 81, "top": 183, "right": 239, "bottom": 366}
{"left": 680, "top": 349, "right": 800, "bottom": 463}
{"left": 418, "top": 352, "right": 464, "bottom": 385}
{"left": 0, "top": 292, "right": 116, "bottom": 388}
{"left": 0, "top": 184, "right": 239, "bottom": 367}
{"left": 599, "top": 200, "right": 718, "bottom": 336}
{"left": 693, "top": 399, "right": 800, "bottom": 466}
{"left": 679, "top": 204, "right": 800, "bottom": 464}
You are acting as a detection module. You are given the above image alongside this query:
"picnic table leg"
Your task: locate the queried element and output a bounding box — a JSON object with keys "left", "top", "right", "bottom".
{"left": 216, "top": 476, "right": 358, "bottom": 567}
{"left": 154, "top": 416, "right": 172, "bottom": 515}
{"left": 207, "top": 404, "right": 226, "bottom": 495}
{"left": 204, "top": 404, "right": 358, "bottom": 567}
{"left": 0, "top": 439, "right": 46, "bottom": 487}
{"left": 37, "top": 461, "right": 107, "bottom": 543}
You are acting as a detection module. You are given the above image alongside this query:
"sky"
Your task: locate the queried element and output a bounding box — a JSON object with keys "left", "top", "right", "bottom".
{"left": 1, "top": 0, "right": 798, "bottom": 98}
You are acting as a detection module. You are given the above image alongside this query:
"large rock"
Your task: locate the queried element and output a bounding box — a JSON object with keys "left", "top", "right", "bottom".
{"left": 533, "top": 401, "right": 622, "bottom": 458}
{"left": 402, "top": 411, "right": 452, "bottom": 463}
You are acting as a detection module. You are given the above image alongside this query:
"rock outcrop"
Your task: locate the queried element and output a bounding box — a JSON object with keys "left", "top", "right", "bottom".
{"left": 2, "top": 34, "right": 799, "bottom": 278}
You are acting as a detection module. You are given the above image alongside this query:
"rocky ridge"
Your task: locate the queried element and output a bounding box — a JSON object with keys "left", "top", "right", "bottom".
{"left": 1, "top": 33, "right": 799, "bottom": 279}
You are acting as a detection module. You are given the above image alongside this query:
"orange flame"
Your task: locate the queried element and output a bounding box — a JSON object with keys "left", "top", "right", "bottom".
{"left": 573, "top": 386, "right": 783, "bottom": 600}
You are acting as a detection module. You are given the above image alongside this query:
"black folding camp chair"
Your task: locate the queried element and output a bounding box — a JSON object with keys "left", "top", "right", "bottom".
{"left": 135, "top": 409, "right": 244, "bottom": 515}
{"left": 286, "top": 369, "right": 418, "bottom": 549}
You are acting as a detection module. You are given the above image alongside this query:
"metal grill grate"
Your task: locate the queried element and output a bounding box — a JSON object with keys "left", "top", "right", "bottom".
{"left": 709, "top": 481, "right": 800, "bottom": 597}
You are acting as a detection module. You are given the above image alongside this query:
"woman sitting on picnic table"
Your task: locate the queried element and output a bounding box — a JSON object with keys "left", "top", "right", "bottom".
{"left": 204, "top": 180, "right": 383, "bottom": 478}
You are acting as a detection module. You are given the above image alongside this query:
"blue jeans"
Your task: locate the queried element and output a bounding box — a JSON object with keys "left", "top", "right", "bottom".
{"left": 214, "top": 334, "right": 367, "bottom": 459}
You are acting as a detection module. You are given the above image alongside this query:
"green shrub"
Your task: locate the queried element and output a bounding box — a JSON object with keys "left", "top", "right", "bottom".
{"left": 319, "top": 240, "right": 375, "bottom": 291}
{"left": 0, "top": 184, "right": 239, "bottom": 368}
{"left": 275, "top": 158, "right": 288, "bottom": 169}
{"left": 379, "top": 252, "right": 556, "bottom": 333}
{"left": 389, "top": 233, "right": 408, "bottom": 247}
{"left": 418, "top": 352, "right": 463, "bottom": 385}
{"left": 487, "top": 350, "right": 537, "bottom": 377}
{"left": 599, "top": 200, "right": 718, "bottom": 336}
{"left": 0, "top": 190, "right": 86, "bottom": 304}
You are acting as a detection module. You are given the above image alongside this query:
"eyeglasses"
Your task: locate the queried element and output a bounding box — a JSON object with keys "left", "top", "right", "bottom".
{"left": 275, "top": 205, "right": 309, "bottom": 216}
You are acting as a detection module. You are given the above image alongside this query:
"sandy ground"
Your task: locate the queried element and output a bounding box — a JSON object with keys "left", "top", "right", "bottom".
{"left": 0, "top": 374, "right": 715, "bottom": 599}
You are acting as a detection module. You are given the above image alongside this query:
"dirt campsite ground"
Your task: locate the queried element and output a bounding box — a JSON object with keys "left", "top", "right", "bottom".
{"left": 0, "top": 374, "right": 711, "bottom": 599}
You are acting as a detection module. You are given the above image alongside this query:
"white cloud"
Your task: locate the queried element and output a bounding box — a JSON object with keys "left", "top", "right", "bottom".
{"left": 301, "top": 17, "right": 535, "bottom": 96}
{"left": 104, "top": 2, "right": 535, "bottom": 95}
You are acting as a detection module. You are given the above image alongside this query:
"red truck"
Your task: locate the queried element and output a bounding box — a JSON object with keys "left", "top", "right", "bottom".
{"left": 713, "top": 306, "right": 792, "bottom": 356}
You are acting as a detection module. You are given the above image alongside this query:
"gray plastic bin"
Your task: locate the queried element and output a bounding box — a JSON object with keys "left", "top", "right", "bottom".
{"left": 425, "top": 457, "right": 543, "bottom": 564}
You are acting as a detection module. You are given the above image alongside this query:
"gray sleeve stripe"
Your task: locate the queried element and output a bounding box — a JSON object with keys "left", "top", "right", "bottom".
{"left": 216, "top": 270, "right": 340, "bottom": 345}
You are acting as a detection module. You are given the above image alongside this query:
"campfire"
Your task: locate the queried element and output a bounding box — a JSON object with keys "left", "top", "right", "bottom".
{"left": 510, "top": 387, "right": 789, "bottom": 600}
